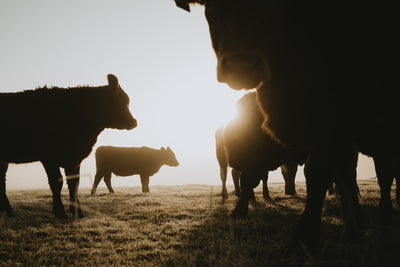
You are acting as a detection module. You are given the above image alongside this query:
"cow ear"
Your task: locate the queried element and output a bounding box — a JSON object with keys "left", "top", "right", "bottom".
{"left": 167, "top": 147, "right": 172, "bottom": 152}
{"left": 175, "top": 0, "right": 191, "bottom": 12}
{"left": 161, "top": 147, "right": 166, "bottom": 152}
{"left": 107, "top": 74, "right": 120, "bottom": 93}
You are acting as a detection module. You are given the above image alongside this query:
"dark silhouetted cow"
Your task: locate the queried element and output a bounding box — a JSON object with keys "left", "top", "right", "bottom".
{"left": 216, "top": 125, "right": 302, "bottom": 200}
{"left": 91, "top": 146, "right": 179, "bottom": 195}
{"left": 175, "top": 0, "right": 400, "bottom": 250}
{"left": 0, "top": 74, "right": 137, "bottom": 218}
{"left": 215, "top": 93, "right": 307, "bottom": 216}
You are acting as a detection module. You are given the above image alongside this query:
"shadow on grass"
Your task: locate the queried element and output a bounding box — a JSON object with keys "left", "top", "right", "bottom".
{"left": 163, "top": 190, "right": 400, "bottom": 267}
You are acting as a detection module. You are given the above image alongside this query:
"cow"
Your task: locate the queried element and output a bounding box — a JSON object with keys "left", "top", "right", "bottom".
{"left": 0, "top": 74, "right": 137, "bottom": 219}
{"left": 217, "top": 125, "right": 272, "bottom": 202}
{"left": 174, "top": 0, "right": 400, "bottom": 250}
{"left": 91, "top": 146, "right": 179, "bottom": 195}
{"left": 215, "top": 92, "right": 307, "bottom": 216}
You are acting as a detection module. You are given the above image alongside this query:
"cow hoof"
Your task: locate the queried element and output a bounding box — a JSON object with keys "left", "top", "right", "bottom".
{"left": 263, "top": 193, "right": 271, "bottom": 201}
{"left": 54, "top": 211, "right": 67, "bottom": 219}
{"left": 53, "top": 206, "right": 67, "bottom": 219}
{"left": 230, "top": 206, "right": 248, "bottom": 219}
{"left": 285, "top": 190, "right": 296, "bottom": 196}
{"left": 71, "top": 209, "right": 84, "bottom": 219}
{"left": 77, "top": 211, "right": 85, "bottom": 219}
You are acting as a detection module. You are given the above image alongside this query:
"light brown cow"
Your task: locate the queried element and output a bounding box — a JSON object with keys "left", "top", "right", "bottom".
{"left": 91, "top": 146, "right": 179, "bottom": 195}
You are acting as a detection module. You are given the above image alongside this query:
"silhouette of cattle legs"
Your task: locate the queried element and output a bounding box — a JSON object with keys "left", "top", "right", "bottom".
{"left": 92, "top": 172, "right": 151, "bottom": 195}
{"left": 42, "top": 162, "right": 66, "bottom": 218}
{"left": 65, "top": 166, "right": 84, "bottom": 218}
{"left": 92, "top": 171, "right": 114, "bottom": 195}
{"left": 374, "top": 155, "right": 397, "bottom": 223}
{"left": 231, "top": 169, "right": 241, "bottom": 197}
{"left": 218, "top": 156, "right": 228, "bottom": 200}
{"left": 231, "top": 171, "right": 260, "bottom": 218}
{"left": 102, "top": 172, "right": 114, "bottom": 194}
{"left": 41, "top": 163, "right": 83, "bottom": 219}
{"left": 281, "top": 162, "right": 297, "bottom": 196}
{"left": 140, "top": 175, "right": 150, "bottom": 193}
{"left": 296, "top": 145, "right": 362, "bottom": 248}
{"left": 0, "top": 163, "right": 13, "bottom": 216}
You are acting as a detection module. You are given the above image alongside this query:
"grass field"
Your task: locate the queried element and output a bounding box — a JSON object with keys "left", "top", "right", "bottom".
{"left": 1, "top": 179, "right": 400, "bottom": 266}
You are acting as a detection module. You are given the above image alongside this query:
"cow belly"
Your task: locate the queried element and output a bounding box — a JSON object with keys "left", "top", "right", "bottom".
{"left": 0, "top": 139, "right": 41, "bottom": 163}
{"left": 111, "top": 169, "right": 140, "bottom": 177}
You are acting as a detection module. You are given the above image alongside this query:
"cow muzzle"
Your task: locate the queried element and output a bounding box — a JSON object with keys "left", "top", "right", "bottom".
{"left": 127, "top": 118, "right": 137, "bottom": 130}
{"left": 217, "top": 52, "right": 270, "bottom": 90}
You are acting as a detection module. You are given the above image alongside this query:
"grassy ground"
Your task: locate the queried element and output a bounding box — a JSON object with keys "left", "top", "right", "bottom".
{"left": 1, "top": 179, "right": 400, "bottom": 266}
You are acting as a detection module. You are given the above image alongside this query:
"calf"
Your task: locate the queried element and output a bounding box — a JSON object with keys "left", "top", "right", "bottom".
{"left": 0, "top": 74, "right": 137, "bottom": 218}
{"left": 216, "top": 93, "right": 307, "bottom": 217}
{"left": 91, "top": 146, "right": 179, "bottom": 195}
{"left": 216, "top": 125, "right": 299, "bottom": 202}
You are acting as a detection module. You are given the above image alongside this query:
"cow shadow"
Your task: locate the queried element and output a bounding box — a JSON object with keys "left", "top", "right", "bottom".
{"left": 164, "top": 191, "right": 400, "bottom": 267}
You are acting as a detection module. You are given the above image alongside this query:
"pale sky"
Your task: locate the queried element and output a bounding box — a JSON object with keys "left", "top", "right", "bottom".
{"left": 1, "top": 0, "right": 376, "bottom": 190}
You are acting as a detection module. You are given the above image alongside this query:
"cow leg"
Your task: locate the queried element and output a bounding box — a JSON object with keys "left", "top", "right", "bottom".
{"left": 373, "top": 155, "right": 394, "bottom": 224}
{"left": 243, "top": 173, "right": 257, "bottom": 206}
{"left": 220, "top": 165, "right": 228, "bottom": 200}
{"left": 231, "top": 172, "right": 260, "bottom": 218}
{"left": 261, "top": 172, "right": 270, "bottom": 200}
{"left": 281, "top": 162, "right": 297, "bottom": 196}
{"left": 103, "top": 172, "right": 114, "bottom": 194}
{"left": 42, "top": 162, "right": 66, "bottom": 219}
{"left": 0, "top": 162, "right": 13, "bottom": 217}
{"left": 91, "top": 170, "right": 105, "bottom": 195}
{"left": 232, "top": 169, "right": 241, "bottom": 197}
{"left": 65, "top": 166, "right": 84, "bottom": 218}
{"left": 140, "top": 175, "right": 150, "bottom": 193}
{"left": 294, "top": 149, "right": 336, "bottom": 251}
{"left": 331, "top": 149, "right": 364, "bottom": 241}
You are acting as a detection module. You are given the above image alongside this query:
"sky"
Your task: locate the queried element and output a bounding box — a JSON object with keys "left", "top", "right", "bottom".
{"left": 0, "top": 0, "right": 376, "bottom": 190}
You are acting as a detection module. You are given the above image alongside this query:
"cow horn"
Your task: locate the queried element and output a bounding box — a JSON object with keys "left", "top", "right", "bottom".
{"left": 175, "top": 0, "right": 190, "bottom": 12}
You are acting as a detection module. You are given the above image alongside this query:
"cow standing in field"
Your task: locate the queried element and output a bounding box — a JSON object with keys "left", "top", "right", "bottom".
{"left": 174, "top": 0, "right": 400, "bottom": 251}
{"left": 91, "top": 146, "right": 179, "bottom": 195}
{"left": 215, "top": 93, "right": 307, "bottom": 216}
{"left": 0, "top": 74, "right": 137, "bottom": 218}
{"left": 216, "top": 125, "right": 301, "bottom": 201}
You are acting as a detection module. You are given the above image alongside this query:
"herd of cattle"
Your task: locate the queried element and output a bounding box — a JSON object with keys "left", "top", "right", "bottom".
{"left": 175, "top": 0, "right": 400, "bottom": 251}
{"left": 1, "top": 0, "right": 400, "bottom": 256}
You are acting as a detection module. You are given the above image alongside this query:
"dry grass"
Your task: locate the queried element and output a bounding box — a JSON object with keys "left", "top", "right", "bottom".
{"left": 1, "top": 179, "right": 400, "bottom": 266}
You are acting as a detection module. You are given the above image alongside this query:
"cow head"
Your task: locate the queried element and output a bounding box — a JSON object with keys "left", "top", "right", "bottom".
{"left": 161, "top": 147, "right": 179, "bottom": 167}
{"left": 175, "top": 0, "right": 271, "bottom": 90}
{"left": 104, "top": 74, "right": 137, "bottom": 130}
